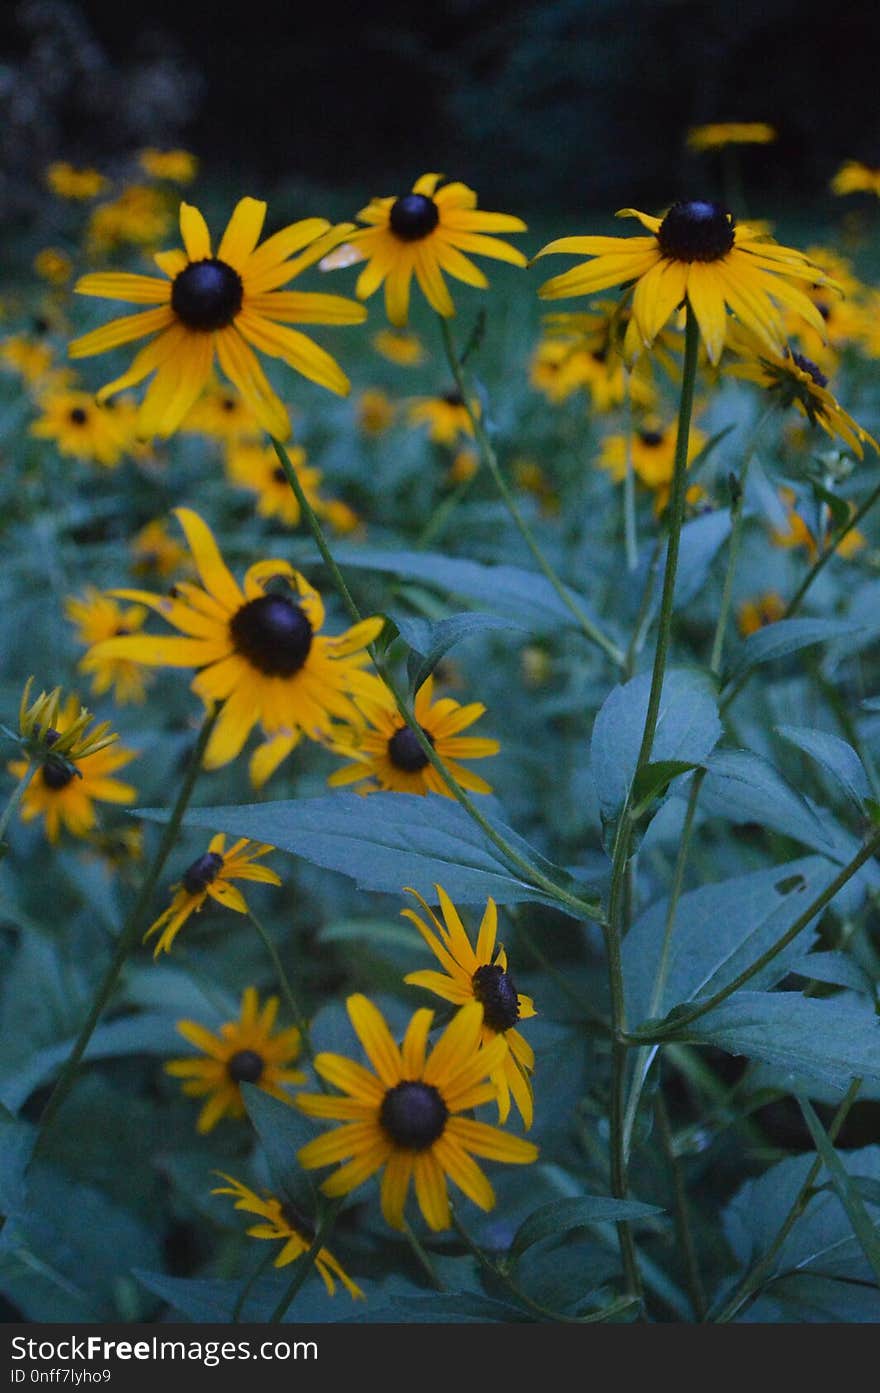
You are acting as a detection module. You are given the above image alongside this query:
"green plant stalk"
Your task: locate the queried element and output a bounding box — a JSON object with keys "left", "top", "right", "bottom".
{"left": 232, "top": 1247, "right": 278, "bottom": 1323}
{"left": 629, "top": 826, "right": 880, "bottom": 1043}
{"left": 402, "top": 1217, "right": 445, "bottom": 1290}
{"left": 270, "top": 436, "right": 604, "bottom": 924}
{"left": 268, "top": 1199, "right": 342, "bottom": 1322}
{"left": 797, "top": 1091, "right": 880, "bottom": 1285}
{"left": 247, "top": 907, "right": 315, "bottom": 1066}
{"left": 438, "top": 316, "right": 626, "bottom": 669}
{"left": 623, "top": 372, "right": 639, "bottom": 573}
{"left": 715, "top": 1078, "right": 862, "bottom": 1323}
{"left": 0, "top": 761, "right": 38, "bottom": 849}
{"left": 32, "top": 705, "right": 220, "bottom": 1151}
{"left": 624, "top": 536, "right": 663, "bottom": 679}
{"left": 655, "top": 1090, "right": 707, "bottom": 1321}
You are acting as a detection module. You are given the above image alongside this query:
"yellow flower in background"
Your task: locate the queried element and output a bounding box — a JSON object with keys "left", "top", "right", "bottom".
{"left": 448, "top": 447, "right": 479, "bottom": 484}
{"left": 737, "top": 591, "right": 786, "bottom": 637}
{"left": 830, "top": 161, "right": 880, "bottom": 198}
{"left": 347, "top": 173, "right": 527, "bottom": 326}
{"left": 0, "top": 334, "right": 54, "bottom": 386}
{"left": 770, "top": 487, "right": 866, "bottom": 561}
{"left": 34, "top": 248, "right": 73, "bottom": 287}
{"left": 407, "top": 389, "right": 477, "bottom": 446}
{"left": 599, "top": 417, "right": 707, "bottom": 489}
{"left": 182, "top": 378, "right": 269, "bottom": 443}
{"left": 30, "top": 388, "right": 133, "bottom": 467}
{"left": 16, "top": 679, "right": 118, "bottom": 763}
{"left": 211, "top": 1174, "right": 363, "bottom": 1299}
{"left": 512, "top": 458, "right": 559, "bottom": 515}
{"left": 686, "top": 123, "right": 777, "bottom": 151}
{"left": 130, "top": 518, "right": 190, "bottom": 578}
{"left": 70, "top": 197, "right": 365, "bottom": 439}
{"left": 403, "top": 886, "right": 537, "bottom": 1128}
{"left": 326, "top": 675, "right": 498, "bottom": 797}
{"left": 91, "top": 509, "right": 383, "bottom": 773}
{"left": 8, "top": 694, "right": 136, "bottom": 844}
{"left": 296, "top": 996, "right": 538, "bottom": 1232}
{"left": 225, "top": 439, "right": 355, "bottom": 534}
{"left": 166, "top": 987, "right": 305, "bottom": 1133}
{"left": 536, "top": 201, "right": 833, "bottom": 364}
{"left": 357, "top": 387, "right": 395, "bottom": 435}
{"left": 46, "top": 162, "right": 107, "bottom": 200}
{"left": 65, "top": 588, "right": 152, "bottom": 705}
{"left": 138, "top": 148, "right": 198, "bottom": 184}
{"left": 372, "top": 328, "right": 426, "bottom": 366}
{"left": 145, "top": 833, "right": 280, "bottom": 956}
{"left": 86, "top": 186, "right": 172, "bottom": 255}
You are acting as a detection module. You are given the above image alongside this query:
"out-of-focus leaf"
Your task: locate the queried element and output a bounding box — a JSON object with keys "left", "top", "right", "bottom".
{"left": 393, "top": 611, "right": 527, "bottom": 693}
{"left": 776, "top": 724, "right": 871, "bottom": 809}
{"left": 508, "top": 1196, "right": 664, "bottom": 1262}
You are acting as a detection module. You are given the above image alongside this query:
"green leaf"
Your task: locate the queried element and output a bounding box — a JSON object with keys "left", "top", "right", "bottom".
{"left": 631, "top": 759, "right": 700, "bottom": 814}
{"left": 727, "top": 618, "right": 867, "bottom": 686}
{"left": 240, "top": 1085, "right": 318, "bottom": 1211}
{"left": 393, "top": 611, "right": 527, "bottom": 694}
{"left": 797, "top": 1096, "right": 880, "bottom": 1286}
{"left": 132, "top": 1269, "right": 344, "bottom": 1323}
{"left": 741, "top": 1273, "right": 880, "bottom": 1322}
{"left": 697, "top": 749, "right": 835, "bottom": 855}
{"left": 669, "top": 510, "right": 733, "bottom": 610}
{"left": 141, "top": 793, "right": 595, "bottom": 913}
{"left": 809, "top": 480, "right": 852, "bottom": 533}
{"left": 508, "top": 1196, "right": 664, "bottom": 1263}
{"left": 776, "top": 724, "right": 871, "bottom": 809}
{"left": 788, "top": 951, "right": 876, "bottom": 997}
{"left": 0, "top": 1105, "right": 33, "bottom": 1216}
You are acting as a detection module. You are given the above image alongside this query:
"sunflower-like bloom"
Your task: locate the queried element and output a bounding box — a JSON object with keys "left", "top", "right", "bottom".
{"left": 145, "top": 833, "right": 280, "bottom": 957}
{"left": 34, "top": 248, "right": 73, "bottom": 287}
{"left": 182, "top": 378, "right": 267, "bottom": 443}
{"left": 402, "top": 887, "right": 536, "bottom": 1128}
{"left": 30, "top": 388, "right": 133, "bottom": 467}
{"left": 830, "top": 161, "right": 880, "bottom": 198}
{"left": 46, "top": 162, "right": 107, "bottom": 200}
{"left": 65, "top": 588, "right": 151, "bottom": 706}
{"left": 535, "top": 201, "right": 834, "bottom": 364}
{"left": 326, "top": 676, "right": 498, "bottom": 797}
{"left": 8, "top": 692, "right": 136, "bottom": 844}
{"left": 372, "top": 328, "right": 426, "bottom": 366}
{"left": 296, "top": 996, "right": 537, "bottom": 1232}
{"left": 737, "top": 591, "right": 786, "bottom": 637}
{"left": 166, "top": 987, "right": 305, "bottom": 1133}
{"left": 69, "top": 197, "right": 366, "bottom": 439}
{"left": 212, "top": 1174, "right": 364, "bottom": 1299}
{"left": 0, "top": 335, "right": 55, "bottom": 387}
{"left": 599, "top": 417, "right": 708, "bottom": 491}
{"left": 347, "top": 173, "right": 527, "bottom": 327}
{"left": 225, "top": 440, "right": 355, "bottom": 533}
{"left": 139, "top": 148, "right": 198, "bottom": 184}
{"left": 91, "top": 508, "right": 383, "bottom": 774}
{"left": 686, "top": 122, "right": 777, "bottom": 152}
{"left": 407, "top": 389, "right": 478, "bottom": 447}
{"left": 130, "top": 518, "right": 190, "bottom": 578}
{"left": 85, "top": 186, "right": 173, "bottom": 256}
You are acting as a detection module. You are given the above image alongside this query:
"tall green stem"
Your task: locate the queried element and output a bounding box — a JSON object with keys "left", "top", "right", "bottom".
{"left": 623, "top": 372, "right": 639, "bottom": 572}
{"left": 268, "top": 1199, "right": 342, "bottom": 1322}
{"left": 247, "top": 907, "right": 315, "bottom": 1066}
{"left": 0, "top": 762, "right": 38, "bottom": 851}
{"left": 32, "top": 705, "right": 219, "bottom": 1151}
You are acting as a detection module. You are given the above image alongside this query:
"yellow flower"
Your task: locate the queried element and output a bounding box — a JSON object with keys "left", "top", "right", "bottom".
{"left": 372, "top": 328, "right": 426, "bottom": 366}
{"left": 347, "top": 173, "right": 527, "bottom": 326}
{"left": 357, "top": 387, "right": 395, "bottom": 435}
{"left": 686, "top": 123, "right": 777, "bottom": 151}
{"left": 85, "top": 186, "right": 172, "bottom": 255}
{"left": 30, "top": 388, "right": 133, "bottom": 468}
{"left": 90, "top": 508, "right": 383, "bottom": 773}
{"left": 34, "top": 248, "right": 73, "bottom": 286}
{"left": 771, "top": 487, "right": 866, "bottom": 561}
{"left": 407, "top": 389, "right": 477, "bottom": 446}
{"left": 8, "top": 694, "right": 136, "bottom": 844}
{"left": 0, "top": 335, "right": 54, "bottom": 386}
{"left": 402, "top": 886, "right": 537, "bottom": 1128}
{"left": 737, "top": 592, "right": 786, "bottom": 637}
{"left": 69, "top": 197, "right": 366, "bottom": 439}
{"left": 448, "top": 447, "right": 479, "bottom": 484}
{"left": 138, "top": 148, "right": 198, "bottom": 183}
{"left": 599, "top": 417, "right": 707, "bottom": 490}
{"left": 830, "top": 161, "right": 880, "bottom": 198}
{"left": 212, "top": 1174, "right": 363, "bottom": 1299}
{"left": 145, "top": 833, "right": 280, "bottom": 956}
{"left": 296, "top": 995, "right": 538, "bottom": 1231}
{"left": 130, "top": 518, "right": 190, "bottom": 578}
{"left": 65, "top": 588, "right": 151, "bottom": 705}
{"left": 513, "top": 458, "right": 559, "bottom": 515}
{"left": 166, "top": 987, "right": 305, "bottom": 1133}
{"left": 535, "top": 202, "right": 833, "bottom": 364}
{"left": 326, "top": 676, "right": 498, "bottom": 797}
{"left": 46, "top": 162, "right": 107, "bottom": 200}
{"left": 182, "top": 378, "right": 269, "bottom": 443}
{"left": 16, "top": 679, "right": 118, "bottom": 763}
{"left": 225, "top": 440, "right": 353, "bottom": 533}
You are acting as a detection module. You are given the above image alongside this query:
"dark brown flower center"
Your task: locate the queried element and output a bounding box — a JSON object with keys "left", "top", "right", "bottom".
{"left": 272, "top": 465, "right": 288, "bottom": 483}
{"left": 639, "top": 429, "right": 664, "bottom": 447}
{"left": 472, "top": 963, "right": 521, "bottom": 1032}
{"left": 280, "top": 1200, "right": 316, "bottom": 1242}
{"left": 387, "top": 725, "right": 434, "bottom": 772}
{"left": 41, "top": 756, "right": 75, "bottom": 791}
{"left": 183, "top": 850, "right": 224, "bottom": 895}
{"left": 229, "top": 594, "right": 313, "bottom": 677}
{"left": 227, "top": 1049, "right": 265, "bottom": 1084}
{"left": 379, "top": 1080, "right": 448, "bottom": 1150}
{"left": 389, "top": 193, "right": 440, "bottom": 242}
{"left": 791, "top": 351, "right": 828, "bottom": 389}
{"left": 171, "top": 258, "right": 243, "bottom": 331}
{"left": 69, "top": 407, "right": 88, "bottom": 426}
{"left": 441, "top": 390, "right": 464, "bottom": 406}
{"left": 657, "top": 200, "right": 735, "bottom": 263}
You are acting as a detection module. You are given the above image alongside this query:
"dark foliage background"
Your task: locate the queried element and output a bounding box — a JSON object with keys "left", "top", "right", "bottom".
{"left": 2, "top": 0, "right": 879, "bottom": 217}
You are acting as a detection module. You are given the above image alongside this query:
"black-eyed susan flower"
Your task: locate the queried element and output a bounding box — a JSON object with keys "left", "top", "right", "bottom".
{"left": 30, "top": 387, "right": 133, "bottom": 468}
{"left": 90, "top": 508, "right": 384, "bottom": 772}
{"left": 15, "top": 679, "right": 118, "bottom": 763}
{"left": 372, "top": 328, "right": 426, "bottom": 366}
{"left": 686, "top": 123, "right": 777, "bottom": 152}
{"left": 448, "top": 447, "right": 479, "bottom": 485}
{"left": 130, "top": 518, "right": 190, "bottom": 578}
{"left": 770, "top": 487, "right": 866, "bottom": 562}
{"left": 296, "top": 995, "right": 537, "bottom": 1232}
{"left": 599, "top": 417, "right": 707, "bottom": 492}
{"left": 211, "top": 1174, "right": 363, "bottom": 1299}
{"left": 830, "top": 161, "right": 880, "bottom": 198}
{"left": 138, "top": 148, "right": 198, "bottom": 184}
{"left": 407, "top": 389, "right": 477, "bottom": 447}
{"left": 536, "top": 202, "right": 833, "bottom": 364}
{"left": 166, "top": 987, "right": 305, "bottom": 1133}
{"left": 145, "top": 833, "right": 280, "bottom": 956}
{"left": 33, "top": 248, "right": 73, "bottom": 287}
{"left": 65, "top": 588, "right": 151, "bottom": 705}
{"left": 347, "top": 173, "right": 527, "bottom": 327}
{"left": 402, "top": 887, "right": 536, "bottom": 1128}
{"left": 0, "top": 335, "right": 54, "bottom": 387}
{"left": 326, "top": 676, "right": 498, "bottom": 797}
{"left": 85, "top": 185, "right": 172, "bottom": 256}
{"left": 69, "top": 197, "right": 365, "bottom": 439}
{"left": 737, "top": 591, "right": 786, "bottom": 637}
{"left": 357, "top": 387, "right": 395, "bottom": 436}
{"left": 225, "top": 440, "right": 354, "bottom": 534}
{"left": 8, "top": 692, "right": 136, "bottom": 844}
{"left": 182, "top": 378, "right": 268, "bottom": 443}
{"left": 513, "top": 458, "right": 560, "bottom": 516}
{"left": 46, "top": 162, "right": 107, "bottom": 200}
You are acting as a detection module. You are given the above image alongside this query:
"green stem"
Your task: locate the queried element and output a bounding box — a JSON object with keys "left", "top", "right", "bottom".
{"left": 402, "top": 1218, "right": 445, "bottom": 1290}
{"left": 0, "top": 762, "right": 38, "bottom": 850}
{"left": 270, "top": 436, "right": 604, "bottom": 925}
{"left": 247, "top": 907, "right": 315, "bottom": 1066}
{"left": 232, "top": 1247, "right": 278, "bottom": 1323}
{"left": 438, "top": 317, "right": 625, "bottom": 669}
{"left": 624, "top": 537, "right": 663, "bottom": 680}
{"left": 630, "top": 827, "right": 880, "bottom": 1042}
{"left": 32, "top": 705, "right": 219, "bottom": 1151}
{"left": 623, "top": 373, "right": 639, "bottom": 573}
{"left": 268, "top": 1199, "right": 342, "bottom": 1322}
{"left": 786, "top": 475, "right": 880, "bottom": 617}
{"left": 655, "top": 1090, "right": 707, "bottom": 1321}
